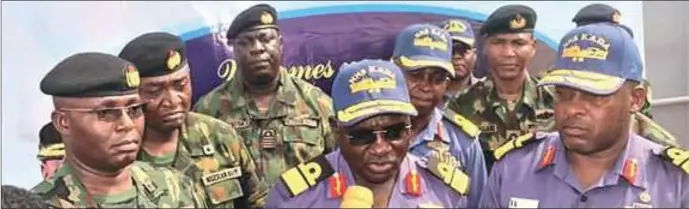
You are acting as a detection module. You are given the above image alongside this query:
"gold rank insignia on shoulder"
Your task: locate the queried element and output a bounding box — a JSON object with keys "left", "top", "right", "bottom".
{"left": 124, "top": 64, "right": 140, "bottom": 88}
{"left": 424, "top": 152, "right": 470, "bottom": 196}
{"left": 261, "top": 12, "right": 274, "bottom": 24}
{"left": 510, "top": 14, "right": 526, "bottom": 30}
{"left": 280, "top": 154, "right": 334, "bottom": 197}
{"left": 659, "top": 146, "right": 689, "bottom": 174}
{"left": 167, "top": 50, "right": 181, "bottom": 70}
{"left": 612, "top": 11, "right": 622, "bottom": 24}
{"left": 494, "top": 132, "right": 537, "bottom": 161}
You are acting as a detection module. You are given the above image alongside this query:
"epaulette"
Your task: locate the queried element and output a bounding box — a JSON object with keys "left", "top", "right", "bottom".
{"left": 421, "top": 152, "right": 470, "bottom": 196}
{"left": 442, "top": 109, "right": 480, "bottom": 138}
{"left": 279, "top": 154, "right": 334, "bottom": 197}
{"left": 493, "top": 132, "right": 543, "bottom": 161}
{"left": 658, "top": 146, "right": 689, "bottom": 175}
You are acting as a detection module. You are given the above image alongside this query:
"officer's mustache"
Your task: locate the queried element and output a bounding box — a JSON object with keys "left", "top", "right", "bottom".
{"left": 362, "top": 153, "right": 397, "bottom": 164}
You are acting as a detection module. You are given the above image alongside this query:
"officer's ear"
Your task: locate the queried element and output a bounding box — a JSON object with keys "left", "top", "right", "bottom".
{"left": 629, "top": 82, "right": 646, "bottom": 113}
{"left": 50, "top": 110, "right": 69, "bottom": 137}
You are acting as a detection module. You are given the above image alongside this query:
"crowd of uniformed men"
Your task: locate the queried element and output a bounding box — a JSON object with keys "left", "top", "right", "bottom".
{"left": 5, "top": 2, "right": 687, "bottom": 209}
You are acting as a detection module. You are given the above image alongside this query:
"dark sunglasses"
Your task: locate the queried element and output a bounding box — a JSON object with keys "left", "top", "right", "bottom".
{"left": 59, "top": 102, "right": 146, "bottom": 122}
{"left": 452, "top": 42, "right": 471, "bottom": 55}
{"left": 345, "top": 123, "right": 411, "bottom": 146}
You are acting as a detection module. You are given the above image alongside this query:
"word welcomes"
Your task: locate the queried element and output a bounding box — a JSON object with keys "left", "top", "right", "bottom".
{"left": 217, "top": 59, "right": 336, "bottom": 82}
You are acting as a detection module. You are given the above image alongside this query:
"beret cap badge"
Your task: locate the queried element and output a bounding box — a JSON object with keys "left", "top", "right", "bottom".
{"left": 166, "top": 50, "right": 181, "bottom": 71}
{"left": 125, "top": 64, "right": 140, "bottom": 88}
{"left": 260, "top": 12, "right": 274, "bottom": 25}
{"left": 510, "top": 14, "right": 527, "bottom": 30}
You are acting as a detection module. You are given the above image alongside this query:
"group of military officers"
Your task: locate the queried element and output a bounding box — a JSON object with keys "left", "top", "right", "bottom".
{"left": 30, "top": 2, "right": 687, "bottom": 208}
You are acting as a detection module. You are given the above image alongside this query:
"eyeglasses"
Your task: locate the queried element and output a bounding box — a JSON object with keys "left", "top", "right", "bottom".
{"left": 405, "top": 69, "right": 450, "bottom": 85}
{"left": 345, "top": 123, "right": 411, "bottom": 146}
{"left": 59, "top": 103, "right": 146, "bottom": 122}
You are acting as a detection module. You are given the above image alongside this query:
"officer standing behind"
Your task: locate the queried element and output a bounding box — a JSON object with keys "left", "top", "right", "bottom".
{"left": 31, "top": 52, "right": 207, "bottom": 208}
{"left": 266, "top": 60, "right": 468, "bottom": 208}
{"left": 440, "top": 19, "right": 482, "bottom": 102}
{"left": 119, "top": 32, "right": 268, "bottom": 208}
{"left": 391, "top": 23, "right": 486, "bottom": 208}
{"left": 572, "top": 3, "right": 678, "bottom": 147}
{"left": 480, "top": 23, "right": 689, "bottom": 208}
{"left": 446, "top": 5, "right": 556, "bottom": 172}
{"left": 194, "top": 4, "right": 336, "bottom": 186}
{"left": 37, "top": 122, "right": 65, "bottom": 180}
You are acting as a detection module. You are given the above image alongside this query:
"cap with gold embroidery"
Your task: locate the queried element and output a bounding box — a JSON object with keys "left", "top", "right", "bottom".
{"left": 440, "top": 19, "right": 476, "bottom": 47}
{"left": 393, "top": 24, "right": 454, "bottom": 77}
{"left": 40, "top": 52, "right": 140, "bottom": 97}
{"left": 572, "top": 3, "right": 634, "bottom": 38}
{"left": 119, "top": 32, "right": 187, "bottom": 78}
{"left": 332, "top": 59, "right": 417, "bottom": 127}
{"left": 480, "top": 4, "right": 537, "bottom": 36}
{"left": 226, "top": 4, "right": 279, "bottom": 40}
{"left": 538, "top": 23, "right": 642, "bottom": 95}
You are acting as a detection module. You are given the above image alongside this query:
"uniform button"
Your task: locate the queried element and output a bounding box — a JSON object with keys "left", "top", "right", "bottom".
{"left": 580, "top": 195, "right": 588, "bottom": 202}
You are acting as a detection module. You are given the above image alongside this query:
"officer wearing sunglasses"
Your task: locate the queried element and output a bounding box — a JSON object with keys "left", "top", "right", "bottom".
{"left": 392, "top": 23, "right": 488, "bottom": 208}
{"left": 266, "top": 59, "right": 468, "bottom": 208}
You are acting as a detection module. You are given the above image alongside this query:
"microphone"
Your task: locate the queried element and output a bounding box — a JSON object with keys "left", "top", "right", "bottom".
{"left": 340, "top": 185, "right": 373, "bottom": 208}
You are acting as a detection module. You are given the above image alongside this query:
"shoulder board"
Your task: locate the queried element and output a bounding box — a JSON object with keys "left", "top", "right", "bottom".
{"left": 494, "top": 132, "right": 541, "bottom": 161}
{"left": 442, "top": 109, "right": 480, "bottom": 138}
{"left": 279, "top": 154, "right": 334, "bottom": 197}
{"left": 421, "top": 152, "right": 470, "bottom": 196}
{"left": 658, "top": 146, "right": 689, "bottom": 175}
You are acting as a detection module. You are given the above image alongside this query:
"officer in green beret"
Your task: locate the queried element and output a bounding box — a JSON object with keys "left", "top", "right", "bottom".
{"left": 446, "top": 5, "right": 556, "bottom": 172}
{"left": 119, "top": 32, "right": 268, "bottom": 208}
{"left": 31, "top": 52, "right": 207, "bottom": 208}
{"left": 194, "top": 4, "right": 336, "bottom": 186}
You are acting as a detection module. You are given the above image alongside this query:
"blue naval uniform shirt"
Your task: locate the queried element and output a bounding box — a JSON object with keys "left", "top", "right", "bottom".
{"left": 265, "top": 149, "right": 468, "bottom": 208}
{"left": 408, "top": 107, "right": 487, "bottom": 208}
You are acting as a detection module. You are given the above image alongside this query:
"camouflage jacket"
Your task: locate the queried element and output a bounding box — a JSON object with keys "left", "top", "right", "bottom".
{"left": 137, "top": 112, "right": 268, "bottom": 208}
{"left": 31, "top": 161, "right": 207, "bottom": 208}
{"left": 447, "top": 75, "right": 556, "bottom": 157}
{"left": 632, "top": 112, "right": 677, "bottom": 147}
{"left": 193, "top": 70, "right": 336, "bottom": 186}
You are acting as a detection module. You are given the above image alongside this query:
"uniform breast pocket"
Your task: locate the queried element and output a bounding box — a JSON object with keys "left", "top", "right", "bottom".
{"left": 282, "top": 117, "right": 324, "bottom": 162}
{"left": 200, "top": 166, "right": 245, "bottom": 206}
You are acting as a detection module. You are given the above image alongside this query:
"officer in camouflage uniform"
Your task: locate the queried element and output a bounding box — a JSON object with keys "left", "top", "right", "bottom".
{"left": 32, "top": 52, "right": 206, "bottom": 208}
{"left": 572, "top": 3, "right": 678, "bottom": 147}
{"left": 446, "top": 5, "right": 556, "bottom": 171}
{"left": 119, "top": 32, "right": 268, "bottom": 208}
{"left": 194, "top": 4, "right": 336, "bottom": 186}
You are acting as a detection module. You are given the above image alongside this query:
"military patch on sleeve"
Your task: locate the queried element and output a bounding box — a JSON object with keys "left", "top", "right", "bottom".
{"left": 442, "top": 109, "right": 480, "bottom": 138}
{"left": 493, "top": 132, "right": 539, "bottom": 161}
{"left": 422, "top": 151, "right": 470, "bottom": 196}
{"left": 658, "top": 146, "right": 689, "bottom": 175}
{"left": 279, "top": 154, "right": 334, "bottom": 197}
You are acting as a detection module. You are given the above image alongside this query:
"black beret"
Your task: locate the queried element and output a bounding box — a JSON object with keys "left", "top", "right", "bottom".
{"left": 226, "top": 4, "right": 279, "bottom": 40}
{"left": 572, "top": 4, "right": 634, "bottom": 38}
{"left": 40, "top": 52, "right": 140, "bottom": 97}
{"left": 39, "top": 122, "right": 61, "bottom": 146}
{"left": 119, "top": 32, "right": 186, "bottom": 78}
{"left": 480, "top": 4, "right": 537, "bottom": 36}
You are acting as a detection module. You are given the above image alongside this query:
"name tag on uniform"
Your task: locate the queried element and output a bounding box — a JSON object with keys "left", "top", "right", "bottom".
{"left": 202, "top": 167, "right": 242, "bottom": 186}
{"left": 509, "top": 197, "right": 539, "bottom": 208}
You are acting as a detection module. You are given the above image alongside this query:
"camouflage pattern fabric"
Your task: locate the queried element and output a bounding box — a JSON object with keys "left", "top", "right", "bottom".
{"left": 639, "top": 79, "right": 653, "bottom": 118}
{"left": 631, "top": 112, "right": 677, "bottom": 147}
{"left": 31, "top": 161, "right": 207, "bottom": 208}
{"left": 138, "top": 112, "right": 268, "bottom": 208}
{"left": 446, "top": 75, "right": 555, "bottom": 169}
{"left": 193, "top": 70, "right": 336, "bottom": 186}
